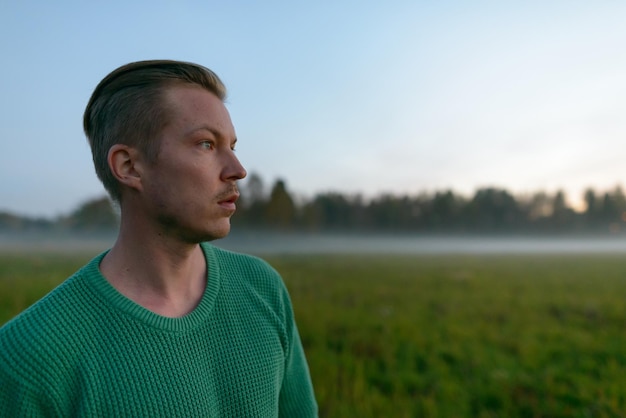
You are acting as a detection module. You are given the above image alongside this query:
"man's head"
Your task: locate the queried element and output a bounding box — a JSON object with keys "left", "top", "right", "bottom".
{"left": 83, "top": 60, "right": 227, "bottom": 202}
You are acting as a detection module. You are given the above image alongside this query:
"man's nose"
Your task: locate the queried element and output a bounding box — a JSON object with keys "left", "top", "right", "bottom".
{"left": 222, "top": 152, "right": 247, "bottom": 181}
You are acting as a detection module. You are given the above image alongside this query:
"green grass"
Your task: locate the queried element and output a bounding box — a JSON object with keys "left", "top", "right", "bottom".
{"left": 269, "top": 254, "right": 626, "bottom": 418}
{"left": 3, "top": 251, "right": 626, "bottom": 417}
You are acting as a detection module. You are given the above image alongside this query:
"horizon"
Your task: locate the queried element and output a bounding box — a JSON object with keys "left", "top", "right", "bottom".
{"left": 3, "top": 175, "right": 624, "bottom": 219}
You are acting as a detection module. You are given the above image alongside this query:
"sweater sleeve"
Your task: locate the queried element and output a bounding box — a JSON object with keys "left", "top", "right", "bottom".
{"left": 0, "top": 356, "right": 58, "bottom": 417}
{"left": 278, "top": 287, "right": 318, "bottom": 418}
{"left": 0, "top": 306, "right": 63, "bottom": 418}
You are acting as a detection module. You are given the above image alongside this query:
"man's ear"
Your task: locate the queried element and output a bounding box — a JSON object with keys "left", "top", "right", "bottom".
{"left": 108, "top": 144, "right": 143, "bottom": 192}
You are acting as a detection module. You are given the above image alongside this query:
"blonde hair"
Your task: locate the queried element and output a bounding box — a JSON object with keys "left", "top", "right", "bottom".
{"left": 83, "top": 60, "right": 227, "bottom": 202}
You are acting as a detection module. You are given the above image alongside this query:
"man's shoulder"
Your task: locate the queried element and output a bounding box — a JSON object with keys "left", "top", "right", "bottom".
{"left": 0, "top": 267, "right": 90, "bottom": 392}
{"left": 203, "top": 243, "right": 288, "bottom": 301}
{"left": 0, "top": 259, "right": 97, "bottom": 356}
{"left": 204, "top": 242, "right": 280, "bottom": 277}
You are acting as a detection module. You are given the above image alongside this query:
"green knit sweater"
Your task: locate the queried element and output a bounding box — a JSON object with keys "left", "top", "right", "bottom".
{"left": 0, "top": 243, "right": 317, "bottom": 417}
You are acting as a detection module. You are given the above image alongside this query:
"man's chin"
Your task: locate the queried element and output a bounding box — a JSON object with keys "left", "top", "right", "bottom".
{"left": 171, "top": 217, "right": 233, "bottom": 244}
{"left": 198, "top": 222, "right": 231, "bottom": 243}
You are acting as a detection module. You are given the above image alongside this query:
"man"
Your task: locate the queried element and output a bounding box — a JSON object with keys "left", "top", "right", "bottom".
{"left": 0, "top": 60, "right": 318, "bottom": 417}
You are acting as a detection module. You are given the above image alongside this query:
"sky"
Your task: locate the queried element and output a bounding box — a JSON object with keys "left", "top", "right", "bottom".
{"left": 1, "top": 1, "right": 626, "bottom": 217}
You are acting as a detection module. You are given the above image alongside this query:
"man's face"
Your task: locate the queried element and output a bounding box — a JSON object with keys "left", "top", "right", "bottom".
{"left": 139, "top": 84, "right": 247, "bottom": 243}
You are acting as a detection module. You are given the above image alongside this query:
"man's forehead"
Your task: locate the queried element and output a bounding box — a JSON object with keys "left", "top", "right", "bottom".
{"left": 165, "top": 85, "right": 232, "bottom": 121}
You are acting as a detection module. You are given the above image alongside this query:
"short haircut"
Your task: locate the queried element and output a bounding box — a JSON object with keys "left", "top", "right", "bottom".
{"left": 83, "top": 60, "right": 227, "bottom": 202}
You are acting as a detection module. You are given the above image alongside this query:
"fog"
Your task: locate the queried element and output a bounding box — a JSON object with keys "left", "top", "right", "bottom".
{"left": 217, "top": 232, "right": 626, "bottom": 256}
{"left": 5, "top": 232, "right": 624, "bottom": 256}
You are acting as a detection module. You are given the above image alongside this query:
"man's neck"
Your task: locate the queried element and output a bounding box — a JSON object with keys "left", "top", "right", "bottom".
{"left": 99, "top": 222, "right": 208, "bottom": 318}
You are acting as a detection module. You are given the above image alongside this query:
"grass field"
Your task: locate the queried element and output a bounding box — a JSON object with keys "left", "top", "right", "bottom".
{"left": 2, "top": 250, "right": 626, "bottom": 417}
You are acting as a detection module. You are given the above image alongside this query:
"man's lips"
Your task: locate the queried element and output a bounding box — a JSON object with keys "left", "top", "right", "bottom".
{"left": 217, "top": 192, "right": 239, "bottom": 211}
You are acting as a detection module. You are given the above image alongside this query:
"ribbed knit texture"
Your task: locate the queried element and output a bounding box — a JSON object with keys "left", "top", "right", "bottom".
{"left": 0, "top": 243, "right": 317, "bottom": 417}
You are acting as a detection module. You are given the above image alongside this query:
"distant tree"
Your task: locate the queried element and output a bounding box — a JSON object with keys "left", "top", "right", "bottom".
{"left": 515, "top": 192, "right": 553, "bottom": 232}
{"left": 236, "top": 172, "right": 268, "bottom": 227}
{"left": 583, "top": 188, "right": 598, "bottom": 226}
{"left": 0, "top": 212, "right": 25, "bottom": 231}
{"left": 579, "top": 186, "right": 626, "bottom": 233}
{"left": 464, "top": 188, "right": 522, "bottom": 232}
{"left": 425, "top": 190, "right": 464, "bottom": 231}
{"left": 611, "top": 186, "right": 626, "bottom": 233}
{"left": 552, "top": 190, "right": 567, "bottom": 215}
{"left": 524, "top": 192, "right": 552, "bottom": 221}
{"left": 367, "top": 194, "right": 416, "bottom": 231}
{"left": 265, "top": 179, "right": 296, "bottom": 229}
{"left": 599, "top": 186, "right": 626, "bottom": 233}
{"left": 612, "top": 186, "right": 626, "bottom": 229}
{"left": 301, "top": 192, "right": 364, "bottom": 231}
{"left": 584, "top": 188, "right": 597, "bottom": 213}
{"left": 65, "top": 196, "right": 119, "bottom": 232}
{"left": 0, "top": 211, "right": 53, "bottom": 232}
{"left": 548, "top": 190, "right": 579, "bottom": 231}
{"left": 602, "top": 186, "right": 626, "bottom": 220}
{"left": 613, "top": 186, "right": 626, "bottom": 211}
{"left": 241, "top": 172, "right": 266, "bottom": 208}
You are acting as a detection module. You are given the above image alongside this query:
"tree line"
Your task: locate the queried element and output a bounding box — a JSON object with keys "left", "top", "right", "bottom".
{"left": 0, "top": 196, "right": 119, "bottom": 234}
{"left": 236, "top": 174, "right": 626, "bottom": 235}
{"left": 2, "top": 173, "right": 626, "bottom": 235}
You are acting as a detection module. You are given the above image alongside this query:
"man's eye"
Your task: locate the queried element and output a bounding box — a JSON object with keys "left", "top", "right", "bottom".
{"left": 201, "top": 141, "right": 214, "bottom": 150}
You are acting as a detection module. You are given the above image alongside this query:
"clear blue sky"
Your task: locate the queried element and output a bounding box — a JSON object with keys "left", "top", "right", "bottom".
{"left": 2, "top": 1, "right": 626, "bottom": 217}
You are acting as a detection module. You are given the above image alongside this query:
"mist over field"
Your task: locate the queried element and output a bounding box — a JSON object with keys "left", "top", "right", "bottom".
{"left": 0, "top": 232, "right": 115, "bottom": 254}
{"left": 4, "top": 231, "right": 626, "bottom": 256}
{"left": 218, "top": 232, "right": 626, "bottom": 255}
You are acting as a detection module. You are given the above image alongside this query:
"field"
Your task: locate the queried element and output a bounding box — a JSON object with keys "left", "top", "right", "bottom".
{"left": 2, "top": 250, "right": 626, "bottom": 417}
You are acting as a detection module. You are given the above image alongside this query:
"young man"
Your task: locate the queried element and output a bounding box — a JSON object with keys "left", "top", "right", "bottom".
{"left": 0, "top": 60, "right": 318, "bottom": 417}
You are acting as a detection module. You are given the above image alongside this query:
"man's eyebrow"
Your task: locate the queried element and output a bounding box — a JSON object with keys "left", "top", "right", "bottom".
{"left": 186, "top": 126, "right": 217, "bottom": 136}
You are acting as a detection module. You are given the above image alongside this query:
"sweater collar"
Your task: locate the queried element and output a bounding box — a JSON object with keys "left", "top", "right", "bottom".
{"left": 83, "top": 242, "right": 221, "bottom": 332}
